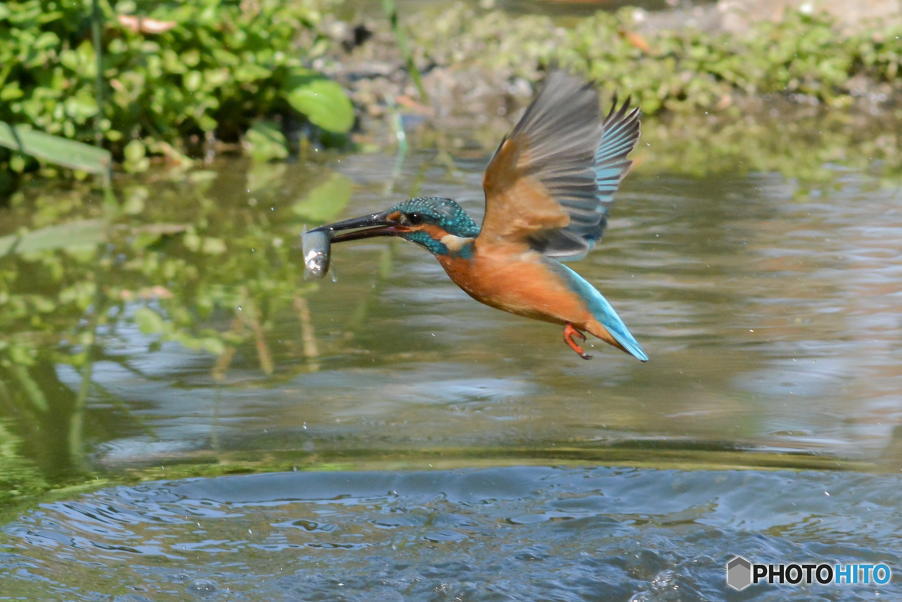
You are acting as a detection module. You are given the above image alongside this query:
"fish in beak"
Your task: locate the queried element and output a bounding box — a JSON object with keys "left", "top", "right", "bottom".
{"left": 302, "top": 211, "right": 405, "bottom": 279}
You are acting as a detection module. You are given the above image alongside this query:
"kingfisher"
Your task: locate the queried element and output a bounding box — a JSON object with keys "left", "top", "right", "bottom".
{"left": 313, "top": 71, "right": 647, "bottom": 361}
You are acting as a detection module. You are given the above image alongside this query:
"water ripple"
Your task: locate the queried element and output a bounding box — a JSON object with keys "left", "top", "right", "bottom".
{"left": 1, "top": 467, "right": 899, "bottom": 600}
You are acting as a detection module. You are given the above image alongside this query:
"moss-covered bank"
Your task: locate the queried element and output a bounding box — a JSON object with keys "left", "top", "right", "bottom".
{"left": 323, "top": 1, "right": 899, "bottom": 185}
{"left": 329, "top": 2, "right": 898, "bottom": 123}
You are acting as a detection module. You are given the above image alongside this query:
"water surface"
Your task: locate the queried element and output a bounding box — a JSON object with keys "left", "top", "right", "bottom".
{"left": 3, "top": 467, "right": 899, "bottom": 600}
{"left": 0, "top": 122, "right": 899, "bottom": 598}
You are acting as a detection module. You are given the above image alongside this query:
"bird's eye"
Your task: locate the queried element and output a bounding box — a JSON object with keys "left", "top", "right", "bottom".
{"left": 407, "top": 212, "right": 424, "bottom": 225}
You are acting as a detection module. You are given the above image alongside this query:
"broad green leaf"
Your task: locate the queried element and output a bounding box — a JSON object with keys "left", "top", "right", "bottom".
{"left": 292, "top": 172, "right": 353, "bottom": 223}
{"left": 283, "top": 74, "right": 354, "bottom": 133}
{"left": 0, "top": 121, "right": 111, "bottom": 175}
{"left": 245, "top": 120, "right": 288, "bottom": 162}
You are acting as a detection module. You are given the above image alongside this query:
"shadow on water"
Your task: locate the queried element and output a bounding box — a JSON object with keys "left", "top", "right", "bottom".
{"left": 0, "top": 111, "right": 899, "bottom": 597}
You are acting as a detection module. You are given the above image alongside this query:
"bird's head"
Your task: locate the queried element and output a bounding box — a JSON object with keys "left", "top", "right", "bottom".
{"left": 315, "top": 196, "right": 480, "bottom": 257}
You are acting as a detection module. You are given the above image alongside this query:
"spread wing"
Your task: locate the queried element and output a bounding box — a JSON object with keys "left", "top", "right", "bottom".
{"left": 479, "top": 71, "right": 640, "bottom": 261}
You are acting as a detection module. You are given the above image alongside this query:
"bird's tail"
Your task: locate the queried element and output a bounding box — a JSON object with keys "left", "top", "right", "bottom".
{"left": 551, "top": 261, "right": 648, "bottom": 362}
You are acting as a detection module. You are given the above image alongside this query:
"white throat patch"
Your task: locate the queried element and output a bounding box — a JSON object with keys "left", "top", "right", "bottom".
{"left": 439, "top": 234, "right": 474, "bottom": 252}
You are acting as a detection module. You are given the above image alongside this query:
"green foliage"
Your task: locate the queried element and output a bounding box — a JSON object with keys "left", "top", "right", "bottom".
{"left": 406, "top": 4, "right": 900, "bottom": 115}
{"left": 568, "top": 10, "right": 901, "bottom": 115}
{"left": 0, "top": 0, "right": 353, "bottom": 183}
{"left": 245, "top": 120, "right": 290, "bottom": 163}
{"left": 283, "top": 73, "right": 355, "bottom": 133}
{"left": 0, "top": 122, "right": 111, "bottom": 176}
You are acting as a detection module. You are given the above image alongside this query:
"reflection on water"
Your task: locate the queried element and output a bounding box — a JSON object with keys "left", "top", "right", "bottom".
{"left": 1, "top": 467, "right": 899, "bottom": 599}
{"left": 0, "top": 117, "right": 900, "bottom": 597}
{"left": 21, "top": 149, "right": 895, "bottom": 469}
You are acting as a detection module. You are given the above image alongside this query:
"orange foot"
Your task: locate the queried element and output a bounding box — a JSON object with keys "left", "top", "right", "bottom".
{"left": 563, "top": 323, "right": 591, "bottom": 360}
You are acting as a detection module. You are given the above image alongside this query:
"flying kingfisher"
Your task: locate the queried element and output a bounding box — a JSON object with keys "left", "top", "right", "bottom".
{"left": 311, "top": 71, "right": 647, "bottom": 361}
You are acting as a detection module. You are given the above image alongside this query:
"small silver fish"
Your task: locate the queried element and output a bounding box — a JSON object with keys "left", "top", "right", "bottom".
{"left": 302, "top": 228, "right": 331, "bottom": 279}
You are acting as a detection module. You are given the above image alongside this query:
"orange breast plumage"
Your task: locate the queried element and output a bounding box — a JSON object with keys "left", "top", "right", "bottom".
{"left": 436, "top": 244, "right": 594, "bottom": 327}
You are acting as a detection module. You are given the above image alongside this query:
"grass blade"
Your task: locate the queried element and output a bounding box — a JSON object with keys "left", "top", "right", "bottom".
{"left": 0, "top": 122, "right": 111, "bottom": 175}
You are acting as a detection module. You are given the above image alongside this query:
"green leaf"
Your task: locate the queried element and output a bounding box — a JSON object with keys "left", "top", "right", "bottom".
{"left": 124, "top": 139, "right": 145, "bottom": 162}
{"left": 245, "top": 120, "right": 289, "bottom": 162}
{"left": 283, "top": 73, "right": 354, "bottom": 133}
{"left": 0, "top": 121, "right": 111, "bottom": 175}
{"left": 292, "top": 172, "right": 353, "bottom": 223}
{"left": 0, "top": 82, "right": 23, "bottom": 101}
{"left": 134, "top": 307, "right": 167, "bottom": 335}
{"left": 123, "top": 139, "right": 150, "bottom": 173}
{"left": 184, "top": 70, "right": 202, "bottom": 91}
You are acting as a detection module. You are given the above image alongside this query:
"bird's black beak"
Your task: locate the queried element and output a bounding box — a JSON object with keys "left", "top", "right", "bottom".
{"left": 310, "top": 211, "right": 404, "bottom": 243}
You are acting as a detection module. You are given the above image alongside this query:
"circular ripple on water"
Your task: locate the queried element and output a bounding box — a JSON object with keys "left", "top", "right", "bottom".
{"left": 1, "top": 466, "right": 899, "bottom": 600}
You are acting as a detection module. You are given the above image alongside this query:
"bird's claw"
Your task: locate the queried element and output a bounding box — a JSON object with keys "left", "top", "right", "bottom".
{"left": 563, "top": 323, "right": 592, "bottom": 360}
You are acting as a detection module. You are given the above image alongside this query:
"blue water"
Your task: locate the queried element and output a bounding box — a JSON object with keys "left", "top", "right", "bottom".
{"left": 2, "top": 467, "right": 899, "bottom": 600}
{"left": 0, "top": 131, "right": 899, "bottom": 598}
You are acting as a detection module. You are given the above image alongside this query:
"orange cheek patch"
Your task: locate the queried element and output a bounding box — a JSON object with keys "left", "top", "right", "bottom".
{"left": 419, "top": 224, "right": 449, "bottom": 239}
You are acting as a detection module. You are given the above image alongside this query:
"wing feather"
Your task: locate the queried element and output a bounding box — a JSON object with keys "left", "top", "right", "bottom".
{"left": 479, "top": 72, "right": 640, "bottom": 261}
